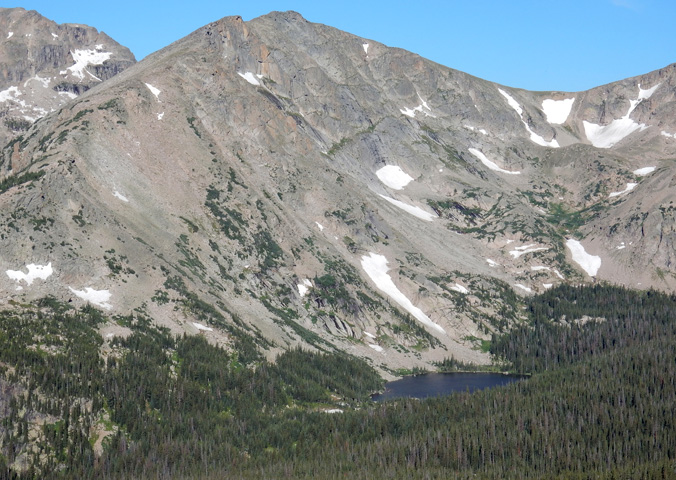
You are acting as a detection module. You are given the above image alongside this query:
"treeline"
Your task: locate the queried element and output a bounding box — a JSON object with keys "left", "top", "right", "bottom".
{"left": 1, "top": 285, "right": 676, "bottom": 478}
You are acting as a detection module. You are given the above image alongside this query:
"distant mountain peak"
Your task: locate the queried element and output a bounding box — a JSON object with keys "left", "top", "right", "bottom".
{"left": 0, "top": 7, "right": 135, "bottom": 145}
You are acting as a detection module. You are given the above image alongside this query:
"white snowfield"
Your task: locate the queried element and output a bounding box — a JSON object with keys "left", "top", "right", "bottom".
{"left": 400, "top": 93, "right": 435, "bottom": 118}
{"left": 541, "top": 98, "right": 574, "bottom": 124}
{"left": 145, "top": 83, "right": 161, "bottom": 100}
{"left": 486, "top": 258, "right": 499, "bottom": 267}
{"left": 450, "top": 283, "right": 469, "bottom": 294}
{"left": 465, "top": 125, "right": 488, "bottom": 135}
{"left": 193, "top": 322, "right": 213, "bottom": 332}
{"left": 362, "top": 43, "right": 369, "bottom": 54}
{"left": 566, "top": 239, "right": 601, "bottom": 277}
{"left": 297, "top": 279, "right": 313, "bottom": 297}
{"left": 633, "top": 166, "right": 655, "bottom": 176}
{"left": 0, "top": 86, "right": 21, "bottom": 103}
{"left": 376, "top": 165, "right": 414, "bottom": 190}
{"left": 608, "top": 183, "right": 637, "bottom": 198}
{"left": 315, "top": 222, "right": 324, "bottom": 231}
{"left": 24, "top": 75, "right": 50, "bottom": 89}
{"left": 113, "top": 191, "right": 129, "bottom": 202}
{"left": 361, "top": 253, "right": 445, "bottom": 334}
{"left": 515, "top": 284, "right": 532, "bottom": 293}
{"left": 583, "top": 84, "right": 660, "bottom": 148}
{"left": 69, "top": 287, "right": 112, "bottom": 310}
{"left": 378, "top": 195, "right": 437, "bottom": 221}
{"left": 7, "top": 32, "right": 13, "bottom": 39}
{"left": 468, "top": 148, "right": 520, "bottom": 175}
{"left": 498, "top": 88, "right": 559, "bottom": 148}
{"left": 237, "top": 71, "right": 260, "bottom": 86}
{"left": 60, "top": 47, "right": 113, "bottom": 81}
{"left": 509, "top": 244, "right": 548, "bottom": 259}
{"left": 661, "top": 131, "right": 675, "bottom": 139}
{"left": 368, "top": 344, "right": 384, "bottom": 352}
{"left": 6, "top": 263, "right": 53, "bottom": 285}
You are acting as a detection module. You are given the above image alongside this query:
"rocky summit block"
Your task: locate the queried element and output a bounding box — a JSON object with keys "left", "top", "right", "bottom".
{"left": 0, "top": 7, "right": 136, "bottom": 146}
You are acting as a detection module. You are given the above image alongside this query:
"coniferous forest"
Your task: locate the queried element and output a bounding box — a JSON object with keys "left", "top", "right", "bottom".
{"left": 0, "top": 284, "right": 675, "bottom": 478}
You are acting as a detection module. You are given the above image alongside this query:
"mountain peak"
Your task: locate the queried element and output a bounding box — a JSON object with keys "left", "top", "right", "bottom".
{"left": 0, "top": 7, "right": 135, "bottom": 146}
{"left": 1, "top": 8, "right": 676, "bottom": 371}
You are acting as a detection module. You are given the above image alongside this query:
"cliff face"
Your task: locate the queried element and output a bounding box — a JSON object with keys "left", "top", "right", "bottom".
{"left": 0, "top": 10, "right": 675, "bottom": 370}
{"left": 0, "top": 7, "right": 135, "bottom": 146}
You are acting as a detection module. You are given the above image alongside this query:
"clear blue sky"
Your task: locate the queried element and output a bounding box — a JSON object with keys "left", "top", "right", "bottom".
{"left": 9, "top": 0, "right": 676, "bottom": 92}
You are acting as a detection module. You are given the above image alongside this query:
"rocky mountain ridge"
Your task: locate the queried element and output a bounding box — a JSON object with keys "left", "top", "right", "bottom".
{"left": 0, "top": 10, "right": 674, "bottom": 371}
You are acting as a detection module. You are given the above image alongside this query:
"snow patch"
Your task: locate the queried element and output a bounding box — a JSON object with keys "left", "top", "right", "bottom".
{"left": 499, "top": 88, "right": 559, "bottom": 148}
{"left": 616, "top": 242, "right": 626, "bottom": 250}
{"left": 58, "top": 91, "right": 77, "bottom": 100}
{"left": 486, "top": 258, "right": 499, "bottom": 267}
{"left": 509, "top": 244, "right": 548, "bottom": 259}
{"left": 542, "top": 98, "right": 574, "bottom": 124}
{"left": 661, "top": 131, "right": 675, "bottom": 139}
{"left": 362, "top": 43, "right": 369, "bottom": 54}
{"left": 297, "top": 279, "right": 313, "bottom": 297}
{"left": 566, "top": 239, "right": 601, "bottom": 277}
{"left": 60, "top": 48, "right": 113, "bottom": 81}
{"left": 364, "top": 331, "right": 376, "bottom": 339}
{"left": 113, "top": 191, "right": 129, "bottom": 202}
{"left": 530, "top": 265, "right": 551, "bottom": 272}
{"left": 450, "top": 283, "right": 469, "bottom": 294}
{"left": 361, "top": 253, "right": 445, "bottom": 334}
{"left": 515, "top": 284, "right": 532, "bottom": 293}
{"left": 378, "top": 195, "right": 437, "bottom": 221}
{"left": 145, "top": 83, "right": 161, "bottom": 100}
{"left": 583, "top": 84, "right": 659, "bottom": 148}
{"left": 543, "top": 283, "right": 553, "bottom": 289}
{"left": 315, "top": 222, "right": 324, "bottom": 231}
{"left": 193, "top": 322, "right": 213, "bottom": 332}
{"left": 633, "top": 166, "right": 655, "bottom": 176}
{"left": 608, "top": 183, "right": 637, "bottom": 198}
{"left": 7, "top": 32, "right": 13, "bottom": 39}
{"left": 157, "top": 112, "right": 164, "bottom": 120}
{"left": 368, "top": 344, "right": 383, "bottom": 352}
{"left": 465, "top": 125, "right": 488, "bottom": 135}
{"left": 0, "top": 86, "right": 21, "bottom": 103}
{"left": 237, "top": 71, "right": 260, "bottom": 86}
{"left": 400, "top": 93, "right": 435, "bottom": 118}
{"left": 6, "top": 263, "right": 53, "bottom": 286}
{"left": 24, "top": 75, "right": 50, "bottom": 89}
{"left": 323, "top": 409, "right": 344, "bottom": 413}
{"left": 376, "top": 165, "right": 414, "bottom": 190}
{"left": 468, "top": 148, "right": 520, "bottom": 175}
{"left": 69, "top": 287, "right": 112, "bottom": 310}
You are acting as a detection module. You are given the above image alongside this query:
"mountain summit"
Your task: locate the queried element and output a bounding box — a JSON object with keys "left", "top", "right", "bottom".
{"left": 0, "top": 7, "right": 136, "bottom": 146}
{"left": 1, "top": 10, "right": 675, "bottom": 369}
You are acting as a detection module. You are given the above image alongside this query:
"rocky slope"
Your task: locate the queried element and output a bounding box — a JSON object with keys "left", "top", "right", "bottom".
{"left": 0, "top": 10, "right": 675, "bottom": 371}
{"left": 0, "top": 7, "right": 136, "bottom": 147}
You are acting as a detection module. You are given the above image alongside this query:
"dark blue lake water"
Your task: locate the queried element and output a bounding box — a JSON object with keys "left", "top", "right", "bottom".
{"left": 371, "top": 372, "right": 525, "bottom": 401}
